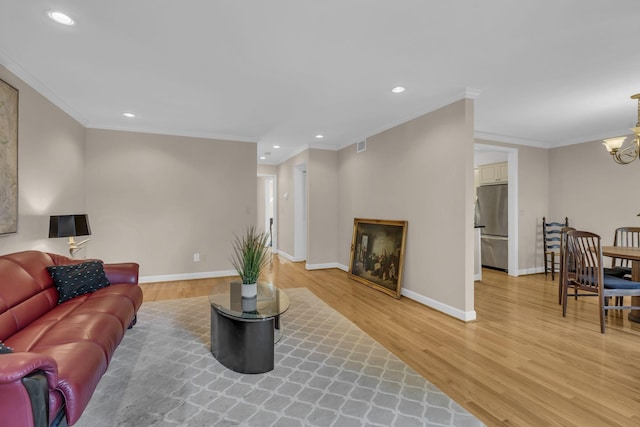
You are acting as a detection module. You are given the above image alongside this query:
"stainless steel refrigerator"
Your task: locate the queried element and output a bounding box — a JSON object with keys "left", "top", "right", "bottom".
{"left": 475, "top": 184, "right": 508, "bottom": 271}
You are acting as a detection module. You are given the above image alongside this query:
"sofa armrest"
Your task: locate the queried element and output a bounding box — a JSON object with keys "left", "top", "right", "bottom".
{"left": 0, "top": 354, "right": 57, "bottom": 427}
{"left": 0, "top": 353, "right": 58, "bottom": 388}
{"left": 47, "top": 251, "right": 140, "bottom": 284}
{"left": 104, "top": 262, "right": 140, "bottom": 285}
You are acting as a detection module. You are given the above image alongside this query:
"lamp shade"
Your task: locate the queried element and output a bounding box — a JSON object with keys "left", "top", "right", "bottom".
{"left": 602, "top": 136, "right": 627, "bottom": 152}
{"left": 49, "top": 214, "right": 91, "bottom": 238}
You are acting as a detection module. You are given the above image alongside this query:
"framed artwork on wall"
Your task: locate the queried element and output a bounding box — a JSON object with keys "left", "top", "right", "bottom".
{"left": 348, "top": 218, "right": 408, "bottom": 298}
{"left": 0, "top": 78, "right": 18, "bottom": 235}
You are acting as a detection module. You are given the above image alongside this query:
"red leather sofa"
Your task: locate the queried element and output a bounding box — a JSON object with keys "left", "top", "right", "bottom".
{"left": 0, "top": 250, "right": 143, "bottom": 427}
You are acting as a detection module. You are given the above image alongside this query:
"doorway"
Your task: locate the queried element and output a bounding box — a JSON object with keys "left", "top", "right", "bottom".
{"left": 474, "top": 144, "right": 519, "bottom": 276}
{"left": 258, "top": 174, "right": 277, "bottom": 251}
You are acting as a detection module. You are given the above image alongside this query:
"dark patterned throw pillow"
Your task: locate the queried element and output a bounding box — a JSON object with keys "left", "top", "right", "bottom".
{"left": 0, "top": 341, "right": 14, "bottom": 354}
{"left": 47, "top": 261, "right": 111, "bottom": 304}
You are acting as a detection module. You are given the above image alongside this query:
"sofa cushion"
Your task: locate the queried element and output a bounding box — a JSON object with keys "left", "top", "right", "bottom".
{"left": 69, "top": 290, "right": 137, "bottom": 330}
{"left": 604, "top": 274, "right": 640, "bottom": 290}
{"left": 7, "top": 301, "right": 128, "bottom": 362}
{"left": 0, "top": 255, "right": 58, "bottom": 340}
{"left": 47, "top": 261, "right": 111, "bottom": 303}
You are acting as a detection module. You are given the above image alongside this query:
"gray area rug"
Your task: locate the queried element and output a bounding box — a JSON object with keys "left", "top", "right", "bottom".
{"left": 75, "top": 288, "right": 484, "bottom": 427}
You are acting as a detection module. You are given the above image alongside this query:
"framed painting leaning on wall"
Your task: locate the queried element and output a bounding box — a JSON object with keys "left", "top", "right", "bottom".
{"left": 0, "top": 78, "right": 18, "bottom": 234}
{"left": 348, "top": 218, "right": 408, "bottom": 298}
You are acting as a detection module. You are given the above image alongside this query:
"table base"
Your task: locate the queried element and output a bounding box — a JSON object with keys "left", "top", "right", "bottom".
{"left": 210, "top": 307, "right": 276, "bottom": 374}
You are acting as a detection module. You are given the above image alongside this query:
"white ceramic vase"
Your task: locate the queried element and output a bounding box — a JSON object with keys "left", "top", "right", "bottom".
{"left": 241, "top": 283, "right": 257, "bottom": 298}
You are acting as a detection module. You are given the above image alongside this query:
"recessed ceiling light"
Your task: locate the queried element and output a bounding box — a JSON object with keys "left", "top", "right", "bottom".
{"left": 48, "top": 11, "right": 74, "bottom": 26}
{"left": 122, "top": 112, "right": 136, "bottom": 118}
{"left": 260, "top": 156, "right": 266, "bottom": 160}
{"left": 273, "top": 145, "right": 280, "bottom": 149}
{"left": 315, "top": 134, "right": 324, "bottom": 139}
{"left": 391, "top": 86, "right": 406, "bottom": 94}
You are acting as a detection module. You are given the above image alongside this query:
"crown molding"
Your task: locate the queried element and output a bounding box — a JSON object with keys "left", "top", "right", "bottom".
{"left": 551, "top": 128, "right": 633, "bottom": 148}
{"left": 88, "top": 124, "right": 258, "bottom": 143}
{"left": 474, "top": 131, "right": 552, "bottom": 149}
{"left": 308, "top": 142, "right": 339, "bottom": 151}
{"left": 476, "top": 127, "right": 637, "bottom": 150}
{"left": 465, "top": 87, "right": 482, "bottom": 99}
{"left": 278, "top": 144, "right": 310, "bottom": 164}
{"left": 0, "top": 50, "right": 88, "bottom": 126}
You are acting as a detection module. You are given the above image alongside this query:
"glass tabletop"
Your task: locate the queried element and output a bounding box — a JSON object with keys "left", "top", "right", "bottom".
{"left": 209, "top": 281, "right": 289, "bottom": 320}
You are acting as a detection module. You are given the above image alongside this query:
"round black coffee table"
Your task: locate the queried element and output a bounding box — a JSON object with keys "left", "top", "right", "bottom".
{"left": 209, "top": 281, "right": 289, "bottom": 374}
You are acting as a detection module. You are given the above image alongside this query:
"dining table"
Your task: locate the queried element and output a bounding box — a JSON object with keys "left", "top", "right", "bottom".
{"left": 602, "top": 246, "right": 640, "bottom": 323}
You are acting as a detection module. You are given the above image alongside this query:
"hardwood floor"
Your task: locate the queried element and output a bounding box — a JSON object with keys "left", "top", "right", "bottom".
{"left": 139, "top": 256, "right": 640, "bottom": 427}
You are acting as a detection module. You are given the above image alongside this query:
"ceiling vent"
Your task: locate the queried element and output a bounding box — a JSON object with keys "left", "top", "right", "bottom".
{"left": 356, "top": 140, "right": 366, "bottom": 153}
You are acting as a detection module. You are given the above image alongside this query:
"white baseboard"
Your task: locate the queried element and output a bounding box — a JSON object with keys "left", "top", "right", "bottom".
{"left": 306, "top": 262, "right": 341, "bottom": 270}
{"left": 305, "top": 263, "right": 349, "bottom": 272}
{"left": 518, "top": 266, "right": 545, "bottom": 275}
{"left": 139, "top": 270, "right": 237, "bottom": 284}
{"left": 474, "top": 273, "right": 482, "bottom": 281}
{"left": 275, "top": 250, "right": 305, "bottom": 263}
{"left": 401, "top": 288, "right": 477, "bottom": 322}
{"left": 304, "top": 262, "right": 476, "bottom": 321}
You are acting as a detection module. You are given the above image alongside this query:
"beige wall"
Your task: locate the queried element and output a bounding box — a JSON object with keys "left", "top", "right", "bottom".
{"left": 0, "top": 66, "right": 86, "bottom": 255}
{"left": 85, "top": 129, "right": 257, "bottom": 277}
{"left": 276, "top": 151, "right": 308, "bottom": 260}
{"left": 549, "top": 139, "right": 640, "bottom": 244}
{"left": 257, "top": 176, "right": 267, "bottom": 234}
{"left": 275, "top": 149, "right": 339, "bottom": 266}
{"left": 517, "top": 144, "right": 550, "bottom": 272}
{"left": 338, "top": 99, "right": 476, "bottom": 317}
{"left": 258, "top": 164, "right": 277, "bottom": 175}
{"left": 307, "top": 149, "right": 338, "bottom": 266}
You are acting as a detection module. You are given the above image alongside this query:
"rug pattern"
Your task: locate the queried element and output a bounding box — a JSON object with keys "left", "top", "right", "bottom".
{"left": 75, "top": 288, "right": 483, "bottom": 427}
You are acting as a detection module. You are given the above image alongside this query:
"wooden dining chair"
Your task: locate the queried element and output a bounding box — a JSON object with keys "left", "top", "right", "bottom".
{"left": 562, "top": 230, "right": 640, "bottom": 333}
{"left": 558, "top": 226, "right": 576, "bottom": 304}
{"left": 543, "top": 217, "right": 569, "bottom": 280}
{"left": 604, "top": 227, "right": 640, "bottom": 306}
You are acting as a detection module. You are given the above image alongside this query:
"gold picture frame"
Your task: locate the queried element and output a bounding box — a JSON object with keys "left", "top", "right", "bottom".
{"left": 0, "top": 78, "right": 18, "bottom": 235}
{"left": 348, "top": 218, "right": 407, "bottom": 298}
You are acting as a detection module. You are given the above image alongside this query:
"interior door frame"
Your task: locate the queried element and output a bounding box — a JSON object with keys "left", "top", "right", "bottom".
{"left": 258, "top": 173, "right": 277, "bottom": 251}
{"left": 294, "top": 162, "right": 307, "bottom": 261}
{"left": 474, "top": 143, "right": 519, "bottom": 276}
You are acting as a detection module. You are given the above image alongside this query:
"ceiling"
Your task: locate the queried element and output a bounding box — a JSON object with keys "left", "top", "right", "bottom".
{"left": 1, "top": 1, "right": 639, "bottom": 165}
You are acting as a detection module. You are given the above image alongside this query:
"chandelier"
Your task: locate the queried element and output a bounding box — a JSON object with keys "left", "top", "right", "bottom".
{"left": 602, "top": 94, "right": 640, "bottom": 164}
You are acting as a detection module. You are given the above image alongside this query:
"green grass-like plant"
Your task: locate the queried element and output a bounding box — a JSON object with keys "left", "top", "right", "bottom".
{"left": 230, "top": 226, "right": 270, "bottom": 284}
